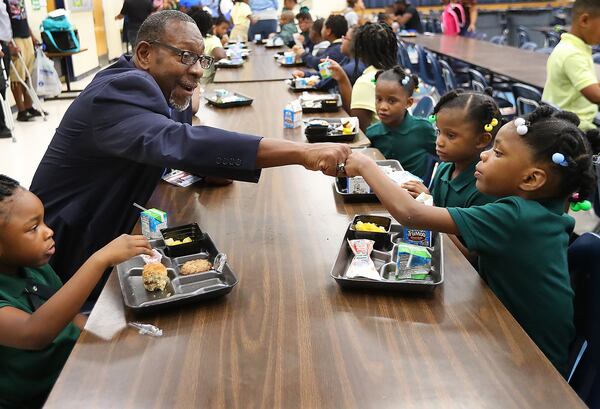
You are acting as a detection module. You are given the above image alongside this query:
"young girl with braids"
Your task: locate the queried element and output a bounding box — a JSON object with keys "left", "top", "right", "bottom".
{"left": 327, "top": 22, "right": 398, "bottom": 132}
{"left": 403, "top": 89, "right": 500, "bottom": 207}
{"left": 365, "top": 66, "right": 436, "bottom": 179}
{"left": 344, "top": 106, "right": 600, "bottom": 375}
{"left": 0, "top": 175, "right": 152, "bottom": 407}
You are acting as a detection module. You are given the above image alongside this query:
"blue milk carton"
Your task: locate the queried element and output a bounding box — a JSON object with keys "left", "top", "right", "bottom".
{"left": 283, "top": 100, "right": 302, "bottom": 128}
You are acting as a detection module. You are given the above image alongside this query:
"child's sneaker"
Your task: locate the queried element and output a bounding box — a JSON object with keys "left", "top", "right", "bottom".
{"left": 16, "top": 111, "right": 31, "bottom": 122}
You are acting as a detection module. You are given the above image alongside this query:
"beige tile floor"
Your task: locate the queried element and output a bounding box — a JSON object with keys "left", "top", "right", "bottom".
{"left": 0, "top": 72, "right": 598, "bottom": 234}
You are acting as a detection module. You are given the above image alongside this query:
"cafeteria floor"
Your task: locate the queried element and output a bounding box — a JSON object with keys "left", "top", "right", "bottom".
{"left": 1, "top": 72, "right": 599, "bottom": 235}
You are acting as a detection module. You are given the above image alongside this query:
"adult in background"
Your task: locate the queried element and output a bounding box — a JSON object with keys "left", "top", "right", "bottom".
{"left": 6, "top": 0, "right": 42, "bottom": 122}
{"left": 115, "top": 0, "right": 156, "bottom": 49}
{"left": 393, "top": 0, "right": 423, "bottom": 34}
{"left": 29, "top": 11, "right": 350, "bottom": 300}
{"left": 248, "top": 0, "right": 278, "bottom": 40}
{"left": 0, "top": 0, "right": 12, "bottom": 138}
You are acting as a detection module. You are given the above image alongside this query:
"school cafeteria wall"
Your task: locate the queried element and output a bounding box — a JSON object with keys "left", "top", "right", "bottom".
{"left": 62, "top": 7, "right": 99, "bottom": 77}
{"left": 103, "top": 0, "right": 125, "bottom": 61}
{"left": 311, "top": 0, "right": 347, "bottom": 19}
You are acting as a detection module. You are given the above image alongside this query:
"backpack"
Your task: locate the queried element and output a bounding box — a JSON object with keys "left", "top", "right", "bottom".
{"left": 40, "top": 10, "right": 80, "bottom": 53}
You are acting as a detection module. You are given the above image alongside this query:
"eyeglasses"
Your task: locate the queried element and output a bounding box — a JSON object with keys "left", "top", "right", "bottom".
{"left": 149, "top": 41, "right": 214, "bottom": 69}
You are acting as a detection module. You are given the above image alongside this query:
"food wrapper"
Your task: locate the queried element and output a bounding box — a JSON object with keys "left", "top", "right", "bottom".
{"left": 128, "top": 322, "right": 163, "bottom": 337}
{"left": 141, "top": 248, "right": 162, "bottom": 264}
{"left": 396, "top": 243, "right": 431, "bottom": 280}
{"left": 403, "top": 193, "right": 433, "bottom": 247}
{"left": 346, "top": 239, "right": 381, "bottom": 281}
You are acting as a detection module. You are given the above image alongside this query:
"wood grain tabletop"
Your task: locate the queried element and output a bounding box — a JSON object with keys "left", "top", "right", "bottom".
{"left": 43, "top": 71, "right": 585, "bottom": 409}
{"left": 404, "top": 34, "right": 600, "bottom": 90}
{"left": 196, "top": 81, "right": 371, "bottom": 148}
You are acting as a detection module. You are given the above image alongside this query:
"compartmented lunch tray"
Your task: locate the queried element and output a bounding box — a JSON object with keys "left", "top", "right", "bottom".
{"left": 330, "top": 216, "right": 443, "bottom": 292}
{"left": 334, "top": 160, "right": 403, "bottom": 202}
{"left": 116, "top": 229, "right": 237, "bottom": 311}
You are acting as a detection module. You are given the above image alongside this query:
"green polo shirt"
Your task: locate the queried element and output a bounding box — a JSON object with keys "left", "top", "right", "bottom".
{"left": 448, "top": 196, "right": 575, "bottom": 375}
{"left": 366, "top": 113, "right": 436, "bottom": 179}
{"left": 0, "top": 265, "right": 81, "bottom": 408}
{"left": 431, "top": 161, "right": 496, "bottom": 208}
{"left": 542, "top": 33, "right": 598, "bottom": 131}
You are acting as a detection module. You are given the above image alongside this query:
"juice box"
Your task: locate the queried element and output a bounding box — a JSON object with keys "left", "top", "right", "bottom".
{"left": 318, "top": 60, "right": 332, "bottom": 79}
{"left": 140, "top": 208, "right": 168, "bottom": 239}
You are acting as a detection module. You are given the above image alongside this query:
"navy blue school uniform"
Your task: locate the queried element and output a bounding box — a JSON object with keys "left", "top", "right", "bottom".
{"left": 30, "top": 55, "right": 262, "bottom": 298}
{"left": 301, "top": 39, "right": 344, "bottom": 69}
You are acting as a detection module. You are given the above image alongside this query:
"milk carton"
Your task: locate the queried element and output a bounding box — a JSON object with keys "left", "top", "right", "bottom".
{"left": 283, "top": 100, "right": 302, "bottom": 128}
{"left": 140, "top": 208, "right": 168, "bottom": 239}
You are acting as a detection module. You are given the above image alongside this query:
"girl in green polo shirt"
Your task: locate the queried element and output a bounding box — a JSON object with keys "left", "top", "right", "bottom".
{"left": 365, "top": 66, "right": 437, "bottom": 179}
{"left": 402, "top": 89, "right": 500, "bottom": 262}
{"left": 0, "top": 175, "right": 153, "bottom": 408}
{"left": 344, "top": 106, "right": 600, "bottom": 376}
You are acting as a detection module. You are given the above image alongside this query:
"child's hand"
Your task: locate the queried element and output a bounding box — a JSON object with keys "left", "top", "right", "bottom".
{"left": 322, "top": 59, "right": 347, "bottom": 82}
{"left": 95, "top": 234, "right": 153, "bottom": 267}
{"left": 291, "top": 70, "right": 305, "bottom": 78}
{"left": 292, "top": 45, "right": 304, "bottom": 56}
{"left": 402, "top": 180, "right": 430, "bottom": 198}
{"left": 344, "top": 152, "right": 374, "bottom": 177}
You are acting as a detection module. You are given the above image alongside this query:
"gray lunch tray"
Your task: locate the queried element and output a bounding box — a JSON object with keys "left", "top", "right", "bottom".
{"left": 116, "top": 236, "right": 238, "bottom": 312}
{"left": 330, "top": 221, "right": 444, "bottom": 292}
{"left": 334, "top": 160, "right": 404, "bottom": 202}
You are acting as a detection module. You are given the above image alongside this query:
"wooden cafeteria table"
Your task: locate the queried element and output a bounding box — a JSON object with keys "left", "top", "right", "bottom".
{"left": 44, "top": 84, "right": 585, "bottom": 409}
{"left": 404, "top": 34, "right": 600, "bottom": 90}
{"left": 214, "top": 44, "right": 296, "bottom": 83}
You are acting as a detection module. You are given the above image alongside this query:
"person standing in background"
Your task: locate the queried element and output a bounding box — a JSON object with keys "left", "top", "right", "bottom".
{"left": 248, "top": 0, "right": 278, "bottom": 40}
{"left": 460, "top": 0, "right": 477, "bottom": 35}
{"left": 393, "top": 0, "right": 423, "bottom": 33}
{"left": 7, "top": 0, "right": 42, "bottom": 122}
{"left": 115, "top": 0, "right": 155, "bottom": 49}
{"left": 0, "top": 0, "right": 12, "bottom": 138}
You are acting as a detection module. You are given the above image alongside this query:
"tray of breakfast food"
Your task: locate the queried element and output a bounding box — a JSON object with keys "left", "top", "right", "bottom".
{"left": 204, "top": 89, "right": 254, "bottom": 108}
{"left": 304, "top": 117, "right": 358, "bottom": 143}
{"left": 215, "top": 58, "right": 244, "bottom": 68}
{"left": 116, "top": 223, "right": 238, "bottom": 311}
{"left": 226, "top": 48, "right": 250, "bottom": 59}
{"left": 334, "top": 160, "right": 422, "bottom": 202}
{"left": 299, "top": 93, "right": 341, "bottom": 113}
{"left": 330, "top": 214, "right": 444, "bottom": 292}
{"left": 287, "top": 76, "right": 320, "bottom": 92}
{"left": 265, "top": 38, "right": 284, "bottom": 48}
{"left": 224, "top": 41, "right": 248, "bottom": 49}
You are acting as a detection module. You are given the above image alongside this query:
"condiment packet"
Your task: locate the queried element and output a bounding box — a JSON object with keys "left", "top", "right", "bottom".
{"left": 141, "top": 248, "right": 162, "bottom": 264}
{"left": 128, "top": 322, "right": 163, "bottom": 337}
{"left": 346, "top": 239, "right": 381, "bottom": 281}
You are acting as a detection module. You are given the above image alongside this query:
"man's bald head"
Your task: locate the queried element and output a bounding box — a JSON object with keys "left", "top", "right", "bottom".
{"left": 135, "top": 10, "right": 197, "bottom": 49}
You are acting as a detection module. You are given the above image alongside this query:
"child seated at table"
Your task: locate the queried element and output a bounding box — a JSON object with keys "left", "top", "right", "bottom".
{"left": 365, "top": 66, "right": 436, "bottom": 179}
{"left": 213, "top": 15, "right": 231, "bottom": 46}
{"left": 270, "top": 10, "right": 298, "bottom": 47}
{"left": 0, "top": 175, "right": 152, "bottom": 408}
{"left": 188, "top": 7, "right": 226, "bottom": 84}
{"left": 295, "top": 11, "right": 314, "bottom": 53}
{"left": 294, "top": 18, "right": 329, "bottom": 58}
{"left": 327, "top": 23, "right": 398, "bottom": 131}
{"left": 542, "top": 0, "right": 600, "bottom": 131}
{"left": 343, "top": 106, "right": 600, "bottom": 376}
{"left": 295, "top": 15, "right": 348, "bottom": 69}
{"left": 403, "top": 89, "right": 500, "bottom": 207}
{"left": 291, "top": 26, "right": 366, "bottom": 91}
{"left": 230, "top": 0, "right": 252, "bottom": 42}
{"left": 402, "top": 89, "right": 500, "bottom": 262}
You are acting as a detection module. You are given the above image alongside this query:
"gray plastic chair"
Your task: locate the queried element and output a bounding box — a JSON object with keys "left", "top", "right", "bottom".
{"left": 512, "top": 83, "right": 542, "bottom": 116}
{"left": 520, "top": 41, "right": 538, "bottom": 51}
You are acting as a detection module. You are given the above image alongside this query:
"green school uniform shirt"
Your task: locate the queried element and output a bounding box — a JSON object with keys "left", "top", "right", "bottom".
{"left": 448, "top": 196, "right": 575, "bottom": 375}
{"left": 0, "top": 264, "right": 81, "bottom": 408}
{"left": 542, "top": 33, "right": 598, "bottom": 131}
{"left": 431, "top": 160, "right": 496, "bottom": 208}
{"left": 366, "top": 113, "right": 436, "bottom": 179}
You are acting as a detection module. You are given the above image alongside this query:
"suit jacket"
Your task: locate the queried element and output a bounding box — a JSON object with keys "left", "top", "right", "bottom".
{"left": 30, "top": 55, "right": 262, "bottom": 295}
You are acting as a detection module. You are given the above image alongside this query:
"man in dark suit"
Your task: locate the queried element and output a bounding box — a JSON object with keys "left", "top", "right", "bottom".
{"left": 29, "top": 10, "right": 350, "bottom": 298}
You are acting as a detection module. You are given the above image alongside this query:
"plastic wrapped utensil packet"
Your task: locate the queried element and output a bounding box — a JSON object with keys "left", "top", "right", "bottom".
{"left": 346, "top": 239, "right": 381, "bottom": 281}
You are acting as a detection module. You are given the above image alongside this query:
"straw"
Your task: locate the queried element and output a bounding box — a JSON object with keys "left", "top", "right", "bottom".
{"left": 133, "top": 202, "right": 149, "bottom": 212}
{"left": 427, "top": 162, "right": 439, "bottom": 191}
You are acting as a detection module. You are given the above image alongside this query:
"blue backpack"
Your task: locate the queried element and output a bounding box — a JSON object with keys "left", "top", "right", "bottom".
{"left": 40, "top": 14, "right": 80, "bottom": 53}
